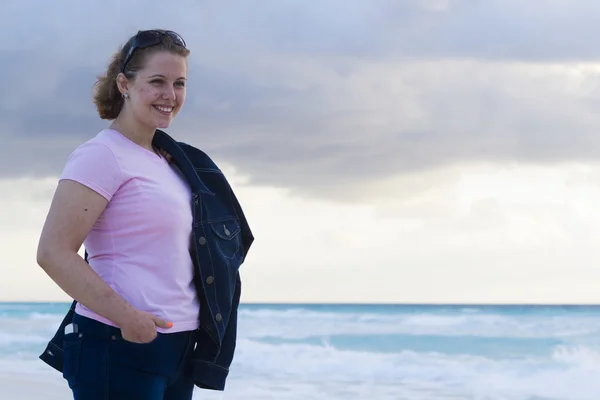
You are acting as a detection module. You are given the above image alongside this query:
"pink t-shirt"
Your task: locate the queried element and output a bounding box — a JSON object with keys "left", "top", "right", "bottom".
{"left": 59, "top": 129, "right": 200, "bottom": 333}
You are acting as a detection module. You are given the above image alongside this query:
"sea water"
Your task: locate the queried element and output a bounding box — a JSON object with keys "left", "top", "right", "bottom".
{"left": 1, "top": 303, "right": 599, "bottom": 399}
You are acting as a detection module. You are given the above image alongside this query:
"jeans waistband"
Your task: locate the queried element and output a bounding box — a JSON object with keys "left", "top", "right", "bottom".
{"left": 71, "top": 312, "right": 197, "bottom": 342}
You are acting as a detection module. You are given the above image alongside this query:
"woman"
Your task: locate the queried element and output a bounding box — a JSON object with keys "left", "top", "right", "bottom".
{"left": 36, "top": 29, "right": 253, "bottom": 399}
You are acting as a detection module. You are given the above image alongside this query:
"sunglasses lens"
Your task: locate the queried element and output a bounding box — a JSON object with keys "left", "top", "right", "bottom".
{"left": 135, "top": 31, "right": 162, "bottom": 48}
{"left": 164, "top": 31, "right": 186, "bottom": 47}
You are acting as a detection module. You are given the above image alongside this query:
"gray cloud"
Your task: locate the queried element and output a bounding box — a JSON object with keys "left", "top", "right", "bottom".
{"left": 2, "top": 0, "right": 600, "bottom": 199}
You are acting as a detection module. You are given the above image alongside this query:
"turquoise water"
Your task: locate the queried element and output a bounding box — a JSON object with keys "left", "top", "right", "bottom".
{"left": 2, "top": 302, "right": 600, "bottom": 399}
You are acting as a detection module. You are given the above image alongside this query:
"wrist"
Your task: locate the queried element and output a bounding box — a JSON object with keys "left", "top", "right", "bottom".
{"left": 106, "top": 296, "right": 137, "bottom": 327}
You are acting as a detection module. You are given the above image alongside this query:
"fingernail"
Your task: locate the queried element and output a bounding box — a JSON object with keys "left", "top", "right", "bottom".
{"left": 167, "top": 322, "right": 173, "bottom": 328}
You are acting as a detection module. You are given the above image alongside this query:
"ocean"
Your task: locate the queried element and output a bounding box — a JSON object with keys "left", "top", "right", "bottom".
{"left": 0, "top": 303, "right": 599, "bottom": 399}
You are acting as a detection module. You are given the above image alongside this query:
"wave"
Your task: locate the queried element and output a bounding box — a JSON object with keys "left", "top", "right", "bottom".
{"left": 0, "top": 332, "right": 48, "bottom": 346}
{"left": 237, "top": 308, "right": 600, "bottom": 341}
{"left": 2, "top": 333, "right": 600, "bottom": 399}
{"left": 229, "top": 340, "right": 600, "bottom": 400}
{"left": 3, "top": 304, "right": 600, "bottom": 341}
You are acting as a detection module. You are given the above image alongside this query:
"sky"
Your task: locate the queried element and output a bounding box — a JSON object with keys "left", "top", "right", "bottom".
{"left": 2, "top": 0, "right": 600, "bottom": 304}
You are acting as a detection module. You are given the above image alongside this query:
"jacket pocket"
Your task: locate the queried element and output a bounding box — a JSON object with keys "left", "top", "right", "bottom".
{"left": 209, "top": 218, "right": 242, "bottom": 261}
{"left": 62, "top": 332, "right": 83, "bottom": 384}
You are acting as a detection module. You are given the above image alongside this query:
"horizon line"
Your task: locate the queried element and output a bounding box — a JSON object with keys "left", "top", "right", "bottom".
{"left": 2, "top": 301, "right": 600, "bottom": 307}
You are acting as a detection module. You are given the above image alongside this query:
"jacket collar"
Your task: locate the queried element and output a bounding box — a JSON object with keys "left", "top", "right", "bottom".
{"left": 152, "top": 129, "right": 215, "bottom": 196}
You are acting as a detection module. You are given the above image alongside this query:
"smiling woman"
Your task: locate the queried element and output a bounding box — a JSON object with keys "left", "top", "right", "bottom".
{"left": 35, "top": 29, "right": 254, "bottom": 400}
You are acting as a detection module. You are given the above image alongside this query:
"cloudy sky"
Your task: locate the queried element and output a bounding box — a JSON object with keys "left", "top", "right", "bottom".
{"left": 2, "top": 0, "right": 600, "bottom": 304}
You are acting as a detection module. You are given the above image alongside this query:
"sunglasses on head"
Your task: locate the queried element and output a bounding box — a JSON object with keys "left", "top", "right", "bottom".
{"left": 121, "top": 30, "right": 187, "bottom": 73}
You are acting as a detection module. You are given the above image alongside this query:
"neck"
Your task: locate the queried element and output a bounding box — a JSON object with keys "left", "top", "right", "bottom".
{"left": 110, "top": 113, "right": 156, "bottom": 152}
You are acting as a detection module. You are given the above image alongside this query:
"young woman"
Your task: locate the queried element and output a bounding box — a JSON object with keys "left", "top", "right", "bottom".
{"left": 37, "top": 29, "right": 253, "bottom": 399}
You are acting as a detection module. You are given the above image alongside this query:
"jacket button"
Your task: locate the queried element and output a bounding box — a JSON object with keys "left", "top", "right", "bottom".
{"left": 206, "top": 276, "right": 214, "bottom": 284}
{"left": 215, "top": 313, "right": 222, "bottom": 322}
{"left": 198, "top": 237, "right": 207, "bottom": 245}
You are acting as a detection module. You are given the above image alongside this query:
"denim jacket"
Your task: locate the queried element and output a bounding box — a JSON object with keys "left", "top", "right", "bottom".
{"left": 39, "top": 129, "right": 254, "bottom": 391}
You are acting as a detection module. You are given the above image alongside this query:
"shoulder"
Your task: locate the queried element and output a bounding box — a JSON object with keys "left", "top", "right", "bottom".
{"left": 177, "top": 141, "right": 221, "bottom": 172}
{"left": 67, "top": 130, "right": 118, "bottom": 160}
{"left": 60, "top": 130, "right": 124, "bottom": 200}
{"left": 153, "top": 129, "right": 220, "bottom": 171}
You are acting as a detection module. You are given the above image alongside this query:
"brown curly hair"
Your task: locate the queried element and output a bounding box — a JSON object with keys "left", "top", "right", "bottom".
{"left": 93, "top": 30, "right": 191, "bottom": 120}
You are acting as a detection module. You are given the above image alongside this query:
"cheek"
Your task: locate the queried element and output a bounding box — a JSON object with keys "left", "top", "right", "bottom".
{"left": 177, "top": 90, "right": 187, "bottom": 105}
{"left": 138, "top": 87, "right": 160, "bottom": 105}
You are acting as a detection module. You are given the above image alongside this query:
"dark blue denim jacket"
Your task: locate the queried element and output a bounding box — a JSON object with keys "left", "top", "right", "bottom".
{"left": 39, "top": 129, "right": 254, "bottom": 391}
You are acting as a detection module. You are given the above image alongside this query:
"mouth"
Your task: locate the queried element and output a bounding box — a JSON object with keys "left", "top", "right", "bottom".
{"left": 153, "top": 105, "right": 174, "bottom": 115}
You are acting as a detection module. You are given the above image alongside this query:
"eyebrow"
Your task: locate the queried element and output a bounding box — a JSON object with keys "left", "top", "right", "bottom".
{"left": 148, "top": 74, "right": 187, "bottom": 80}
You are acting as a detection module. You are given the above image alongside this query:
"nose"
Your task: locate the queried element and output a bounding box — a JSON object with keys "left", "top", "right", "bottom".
{"left": 162, "top": 86, "right": 176, "bottom": 101}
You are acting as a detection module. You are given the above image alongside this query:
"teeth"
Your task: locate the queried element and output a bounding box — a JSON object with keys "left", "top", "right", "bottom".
{"left": 155, "top": 105, "right": 173, "bottom": 113}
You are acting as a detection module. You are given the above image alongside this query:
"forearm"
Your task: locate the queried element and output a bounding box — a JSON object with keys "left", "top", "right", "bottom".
{"left": 38, "top": 250, "right": 134, "bottom": 326}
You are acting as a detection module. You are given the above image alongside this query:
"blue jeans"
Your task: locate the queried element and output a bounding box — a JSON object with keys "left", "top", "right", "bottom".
{"left": 62, "top": 313, "right": 196, "bottom": 399}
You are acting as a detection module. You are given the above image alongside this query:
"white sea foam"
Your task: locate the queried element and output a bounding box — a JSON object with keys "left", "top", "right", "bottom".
{"left": 3, "top": 304, "right": 600, "bottom": 399}
{"left": 226, "top": 340, "right": 600, "bottom": 399}
{"left": 0, "top": 332, "right": 48, "bottom": 346}
{"left": 4, "top": 341, "right": 600, "bottom": 400}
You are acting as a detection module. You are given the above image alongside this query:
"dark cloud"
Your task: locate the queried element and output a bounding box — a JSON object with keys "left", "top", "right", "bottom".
{"left": 2, "top": 0, "right": 600, "bottom": 197}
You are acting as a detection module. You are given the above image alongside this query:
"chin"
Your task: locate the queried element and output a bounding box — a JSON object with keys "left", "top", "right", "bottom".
{"left": 152, "top": 116, "right": 174, "bottom": 129}
{"left": 156, "top": 121, "right": 172, "bottom": 129}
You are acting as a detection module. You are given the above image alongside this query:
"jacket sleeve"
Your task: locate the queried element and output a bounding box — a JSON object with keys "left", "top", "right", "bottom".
{"left": 191, "top": 271, "right": 242, "bottom": 391}
{"left": 215, "top": 271, "right": 242, "bottom": 367}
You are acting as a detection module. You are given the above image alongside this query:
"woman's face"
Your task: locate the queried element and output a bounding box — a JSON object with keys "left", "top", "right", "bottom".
{"left": 122, "top": 51, "right": 187, "bottom": 130}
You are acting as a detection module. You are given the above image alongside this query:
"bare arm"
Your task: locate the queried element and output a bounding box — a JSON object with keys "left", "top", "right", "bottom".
{"left": 36, "top": 179, "right": 136, "bottom": 326}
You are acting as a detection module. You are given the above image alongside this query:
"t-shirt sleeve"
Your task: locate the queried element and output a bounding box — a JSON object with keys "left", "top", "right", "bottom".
{"left": 59, "top": 140, "right": 123, "bottom": 201}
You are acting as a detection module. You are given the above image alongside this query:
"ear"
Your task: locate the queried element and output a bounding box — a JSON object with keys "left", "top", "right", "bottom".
{"left": 115, "top": 73, "right": 129, "bottom": 96}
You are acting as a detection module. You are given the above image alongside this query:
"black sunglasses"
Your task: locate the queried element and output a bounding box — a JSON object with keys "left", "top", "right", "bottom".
{"left": 121, "top": 30, "right": 187, "bottom": 73}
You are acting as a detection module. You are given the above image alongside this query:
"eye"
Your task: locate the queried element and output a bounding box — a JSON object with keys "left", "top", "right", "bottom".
{"left": 150, "top": 79, "right": 164, "bottom": 85}
{"left": 175, "top": 81, "right": 186, "bottom": 87}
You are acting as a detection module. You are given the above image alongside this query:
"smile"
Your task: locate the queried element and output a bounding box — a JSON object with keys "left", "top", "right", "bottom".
{"left": 153, "top": 105, "right": 174, "bottom": 114}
